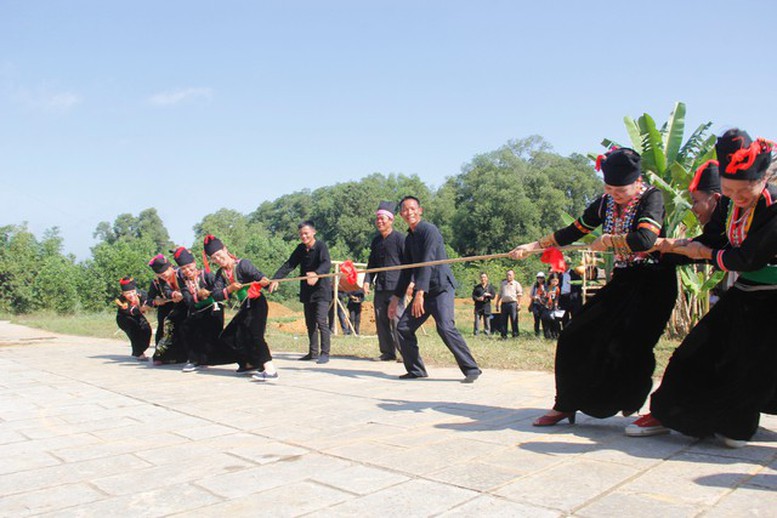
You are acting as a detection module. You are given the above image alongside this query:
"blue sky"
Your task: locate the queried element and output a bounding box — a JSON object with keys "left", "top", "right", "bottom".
{"left": 2, "top": 1, "right": 774, "bottom": 259}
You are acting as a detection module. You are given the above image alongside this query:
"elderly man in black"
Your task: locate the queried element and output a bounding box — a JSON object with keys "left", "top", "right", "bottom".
{"left": 364, "top": 201, "right": 406, "bottom": 361}
{"left": 389, "top": 196, "right": 482, "bottom": 382}
{"left": 270, "top": 220, "right": 333, "bottom": 364}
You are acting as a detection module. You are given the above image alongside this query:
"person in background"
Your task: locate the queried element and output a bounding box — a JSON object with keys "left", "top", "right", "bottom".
{"left": 347, "top": 288, "right": 365, "bottom": 335}
{"left": 472, "top": 272, "right": 496, "bottom": 336}
{"left": 541, "top": 274, "right": 562, "bottom": 339}
{"left": 529, "top": 272, "right": 547, "bottom": 337}
{"left": 494, "top": 269, "right": 521, "bottom": 339}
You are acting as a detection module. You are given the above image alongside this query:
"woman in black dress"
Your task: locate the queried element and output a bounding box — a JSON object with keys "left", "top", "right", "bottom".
{"left": 627, "top": 129, "right": 777, "bottom": 447}
{"left": 510, "top": 147, "right": 677, "bottom": 426}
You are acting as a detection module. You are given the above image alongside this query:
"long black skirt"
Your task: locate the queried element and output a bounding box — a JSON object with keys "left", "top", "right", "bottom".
{"left": 220, "top": 295, "right": 272, "bottom": 368}
{"left": 180, "top": 306, "right": 236, "bottom": 366}
{"left": 651, "top": 285, "right": 777, "bottom": 440}
{"left": 116, "top": 312, "right": 152, "bottom": 357}
{"left": 553, "top": 264, "right": 677, "bottom": 418}
{"left": 152, "top": 304, "right": 189, "bottom": 364}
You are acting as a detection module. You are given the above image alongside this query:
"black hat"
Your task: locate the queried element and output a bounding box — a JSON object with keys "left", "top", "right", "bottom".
{"left": 688, "top": 160, "right": 721, "bottom": 194}
{"left": 597, "top": 148, "right": 642, "bottom": 186}
{"left": 203, "top": 234, "right": 225, "bottom": 256}
{"left": 148, "top": 254, "right": 172, "bottom": 274}
{"left": 716, "top": 129, "right": 773, "bottom": 181}
{"left": 119, "top": 276, "right": 136, "bottom": 292}
{"left": 172, "top": 246, "right": 195, "bottom": 266}
{"left": 376, "top": 200, "right": 396, "bottom": 218}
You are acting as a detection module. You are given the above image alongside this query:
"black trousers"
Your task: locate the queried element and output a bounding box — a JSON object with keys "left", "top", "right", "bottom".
{"left": 473, "top": 308, "right": 490, "bottom": 335}
{"left": 397, "top": 288, "right": 480, "bottom": 377}
{"left": 348, "top": 306, "right": 361, "bottom": 335}
{"left": 374, "top": 290, "right": 402, "bottom": 358}
{"left": 500, "top": 301, "right": 519, "bottom": 337}
{"left": 304, "top": 299, "right": 331, "bottom": 357}
{"left": 116, "top": 312, "right": 151, "bottom": 357}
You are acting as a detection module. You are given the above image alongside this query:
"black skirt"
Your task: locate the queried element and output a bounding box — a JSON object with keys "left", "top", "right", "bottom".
{"left": 220, "top": 294, "right": 273, "bottom": 368}
{"left": 553, "top": 264, "right": 677, "bottom": 418}
{"left": 651, "top": 285, "right": 777, "bottom": 440}
{"left": 116, "top": 311, "right": 152, "bottom": 357}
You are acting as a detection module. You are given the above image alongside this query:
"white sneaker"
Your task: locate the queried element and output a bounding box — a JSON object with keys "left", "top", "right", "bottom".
{"left": 625, "top": 414, "right": 670, "bottom": 437}
{"left": 715, "top": 434, "right": 746, "bottom": 449}
{"left": 182, "top": 362, "right": 199, "bottom": 373}
{"left": 251, "top": 371, "right": 279, "bottom": 382}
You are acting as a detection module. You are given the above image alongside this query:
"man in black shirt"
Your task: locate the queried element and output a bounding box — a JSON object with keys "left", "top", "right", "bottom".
{"left": 389, "top": 196, "right": 481, "bottom": 382}
{"left": 364, "top": 201, "right": 406, "bottom": 361}
{"left": 471, "top": 272, "right": 496, "bottom": 335}
{"left": 270, "top": 221, "right": 333, "bottom": 364}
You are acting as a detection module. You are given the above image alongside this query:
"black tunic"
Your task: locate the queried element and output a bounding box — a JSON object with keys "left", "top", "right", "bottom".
{"left": 151, "top": 269, "right": 190, "bottom": 364}
{"left": 549, "top": 186, "right": 677, "bottom": 417}
{"left": 651, "top": 184, "right": 777, "bottom": 440}
{"left": 179, "top": 270, "right": 229, "bottom": 365}
{"left": 394, "top": 220, "right": 457, "bottom": 297}
{"left": 115, "top": 290, "right": 152, "bottom": 358}
{"left": 273, "top": 240, "right": 332, "bottom": 302}
{"left": 212, "top": 258, "right": 273, "bottom": 368}
{"left": 365, "top": 230, "right": 406, "bottom": 292}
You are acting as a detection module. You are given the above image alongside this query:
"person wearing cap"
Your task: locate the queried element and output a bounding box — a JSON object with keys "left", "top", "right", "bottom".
{"left": 172, "top": 246, "right": 226, "bottom": 373}
{"left": 205, "top": 234, "right": 278, "bottom": 380}
{"left": 510, "top": 147, "right": 677, "bottom": 427}
{"left": 173, "top": 246, "right": 217, "bottom": 372}
{"left": 146, "top": 254, "right": 177, "bottom": 348}
{"left": 389, "top": 196, "right": 482, "bottom": 383}
{"left": 269, "top": 220, "right": 333, "bottom": 364}
{"left": 115, "top": 276, "right": 152, "bottom": 361}
{"left": 627, "top": 129, "right": 777, "bottom": 447}
{"left": 364, "top": 201, "right": 406, "bottom": 360}
{"left": 688, "top": 160, "right": 722, "bottom": 226}
{"left": 529, "top": 271, "right": 547, "bottom": 337}
{"left": 150, "top": 253, "right": 189, "bottom": 366}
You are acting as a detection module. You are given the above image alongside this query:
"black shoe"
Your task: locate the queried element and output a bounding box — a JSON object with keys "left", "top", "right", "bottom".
{"left": 462, "top": 371, "right": 481, "bottom": 384}
{"left": 399, "top": 372, "right": 427, "bottom": 379}
{"left": 378, "top": 354, "right": 396, "bottom": 361}
{"left": 298, "top": 354, "right": 317, "bottom": 361}
{"left": 316, "top": 355, "right": 330, "bottom": 364}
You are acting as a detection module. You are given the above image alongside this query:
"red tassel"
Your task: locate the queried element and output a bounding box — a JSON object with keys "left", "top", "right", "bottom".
{"left": 340, "top": 260, "right": 358, "bottom": 285}
{"left": 247, "top": 281, "right": 262, "bottom": 299}
{"left": 204, "top": 234, "right": 215, "bottom": 245}
{"left": 689, "top": 159, "right": 718, "bottom": 192}
{"left": 119, "top": 276, "right": 133, "bottom": 285}
{"left": 540, "top": 247, "right": 566, "bottom": 273}
{"left": 201, "top": 250, "right": 211, "bottom": 274}
{"left": 595, "top": 154, "right": 604, "bottom": 172}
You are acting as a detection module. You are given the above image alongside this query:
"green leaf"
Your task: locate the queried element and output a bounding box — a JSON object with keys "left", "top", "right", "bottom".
{"left": 623, "top": 117, "right": 643, "bottom": 153}
{"left": 663, "top": 102, "right": 686, "bottom": 164}
{"left": 638, "top": 113, "right": 667, "bottom": 175}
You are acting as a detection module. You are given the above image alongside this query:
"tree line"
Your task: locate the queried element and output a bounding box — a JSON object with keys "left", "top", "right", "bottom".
{"left": 0, "top": 136, "right": 603, "bottom": 314}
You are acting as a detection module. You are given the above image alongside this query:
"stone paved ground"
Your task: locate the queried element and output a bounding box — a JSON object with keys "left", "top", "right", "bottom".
{"left": 1, "top": 320, "right": 775, "bottom": 517}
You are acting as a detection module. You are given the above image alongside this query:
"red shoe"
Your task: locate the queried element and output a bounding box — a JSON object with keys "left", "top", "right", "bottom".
{"left": 533, "top": 411, "right": 576, "bottom": 426}
{"left": 625, "top": 413, "right": 669, "bottom": 437}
